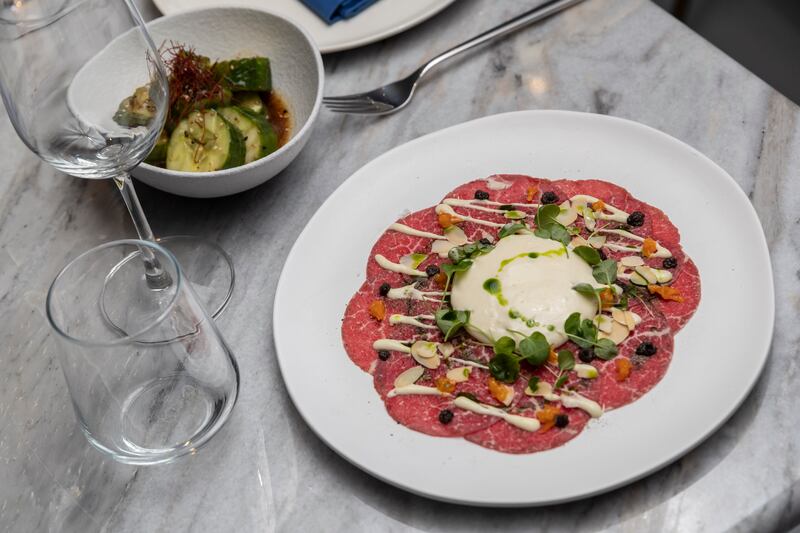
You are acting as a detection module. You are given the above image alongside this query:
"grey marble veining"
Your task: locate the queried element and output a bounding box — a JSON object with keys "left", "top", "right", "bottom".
{"left": 1, "top": 0, "right": 798, "bottom": 531}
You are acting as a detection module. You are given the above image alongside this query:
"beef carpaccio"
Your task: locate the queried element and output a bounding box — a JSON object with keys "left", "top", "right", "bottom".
{"left": 341, "top": 174, "right": 700, "bottom": 454}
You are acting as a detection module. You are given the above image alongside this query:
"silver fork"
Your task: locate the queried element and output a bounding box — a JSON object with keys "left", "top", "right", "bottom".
{"left": 323, "top": 0, "right": 587, "bottom": 115}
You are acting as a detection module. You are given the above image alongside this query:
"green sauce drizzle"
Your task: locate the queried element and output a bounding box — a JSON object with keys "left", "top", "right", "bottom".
{"left": 483, "top": 277, "right": 508, "bottom": 306}
{"left": 497, "top": 247, "right": 566, "bottom": 272}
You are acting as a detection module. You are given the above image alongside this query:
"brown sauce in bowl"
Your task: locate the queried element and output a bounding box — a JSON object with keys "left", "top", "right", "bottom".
{"left": 264, "top": 90, "right": 291, "bottom": 147}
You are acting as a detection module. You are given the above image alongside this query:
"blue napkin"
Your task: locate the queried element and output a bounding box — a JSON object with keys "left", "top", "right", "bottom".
{"left": 299, "top": 0, "right": 380, "bottom": 23}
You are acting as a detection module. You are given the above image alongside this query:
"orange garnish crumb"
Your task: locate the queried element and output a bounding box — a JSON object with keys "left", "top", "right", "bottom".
{"left": 435, "top": 376, "right": 456, "bottom": 394}
{"left": 547, "top": 346, "right": 558, "bottom": 365}
{"left": 437, "top": 212, "right": 461, "bottom": 228}
{"left": 368, "top": 299, "right": 386, "bottom": 321}
{"left": 432, "top": 271, "right": 448, "bottom": 288}
{"left": 536, "top": 405, "right": 561, "bottom": 432}
{"left": 599, "top": 288, "right": 616, "bottom": 309}
{"left": 526, "top": 186, "right": 539, "bottom": 203}
{"left": 488, "top": 377, "right": 514, "bottom": 405}
{"left": 591, "top": 200, "right": 606, "bottom": 212}
{"left": 641, "top": 237, "right": 658, "bottom": 258}
{"left": 648, "top": 284, "right": 684, "bottom": 302}
{"left": 615, "top": 358, "right": 632, "bottom": 381}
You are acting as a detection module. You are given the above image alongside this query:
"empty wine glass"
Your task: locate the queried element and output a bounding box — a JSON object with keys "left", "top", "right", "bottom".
{"left": 0, "top": 0, "right": 234, "bottom": 316}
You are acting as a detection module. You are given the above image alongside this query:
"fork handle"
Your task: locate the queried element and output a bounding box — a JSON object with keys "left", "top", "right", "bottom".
{"left": 420, "top": 0, "right": 587, "bottom": 77}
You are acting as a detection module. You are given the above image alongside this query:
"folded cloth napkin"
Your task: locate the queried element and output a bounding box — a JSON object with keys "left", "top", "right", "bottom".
{"left": 299, "top": 0, "right": 380, "bottom": 23}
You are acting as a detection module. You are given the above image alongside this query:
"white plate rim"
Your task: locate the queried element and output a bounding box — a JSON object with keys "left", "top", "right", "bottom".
{"left": 150, "top": 0, "right": 457, "bottom": 54}
{"left": 273, "top": 110, "right": 774, "bottom": 506}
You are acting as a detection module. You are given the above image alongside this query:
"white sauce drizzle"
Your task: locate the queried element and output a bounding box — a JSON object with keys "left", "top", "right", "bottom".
{"left": 435, "top": 204, "right": 504, "bottom": 228}
{"left": 386, "top": 283, "right": 447, "bottom": 302}
{"left": 560, "top": 392, "right": 603, "bottom": 418}
{"left": 389, "top": 223, "right": 445, "bottom": 240}
{"left": 570, "top": 194, "right": 629, "bottom": 223}
{"left": 389, "top": 314, "right": 436, "bottom": 329}
{"left": 388, "top": 384, "right": 450, "bottom": 398}
{"left": 372, "top": 339, "right": 411, "bottom": 353}
{"left": 444, "top": 198, "right": 540, "bottom": 209}
{"left": 597, "top": 228, "right": 672, "bottom": 258}
{"left": 453, "top": 396, "right": 540, "bottom": 432}
{"left": 448, "top": 357, "right": 490, "bottom": 370}
{"left": 529, "top": 382, "right": 604, "bottom": 417}
{"left": 374, "top": 254, "right": 427, "bottom": 276}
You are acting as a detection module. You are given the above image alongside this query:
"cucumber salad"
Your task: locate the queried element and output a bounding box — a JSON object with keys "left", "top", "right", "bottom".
{"left": 113, "top": 43, "right": 290, "bottom": 172}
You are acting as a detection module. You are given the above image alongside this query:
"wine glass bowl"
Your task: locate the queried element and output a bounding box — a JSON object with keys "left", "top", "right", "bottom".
{"left": 0, "top": 0, "right": 168, "bottom": 179}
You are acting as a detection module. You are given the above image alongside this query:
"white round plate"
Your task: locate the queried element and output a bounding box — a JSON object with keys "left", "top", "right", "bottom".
{"left": 273, "top": 110, "right": 773, "bottom": 506}
{"left": 151, "top": 0, "right": 455, "bottom": 53}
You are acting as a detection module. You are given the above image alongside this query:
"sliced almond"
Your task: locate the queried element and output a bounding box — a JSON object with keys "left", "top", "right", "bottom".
{"left": 574, "top": 363, "right": 599, "bottom": 379}
{"left": 431, "top": 239, "right": 456, "bottom": 258}
{"left": 394, "top": 366, "right": 424, "bottom": 388}
{"left": 654, "top": 268, "right": 673, "bottom": 284}
{"left": 587, "top": 234, "right": 606, "bottom": 249}
{"left": 570, "top": 236, "right": 590, "bottom": 248}
{"left": 623, "top": 310, "right": 636, "bottom": 330}
{"left": 400, "top": 253, "right": 427, "bottom": 269}
{"left": 611, "top": 307, "right": 627, "bottom": 325}
{"left": 620, "top": 255, "right": 645, "bottom": 267}
{"left": 556, "top": 201, "right": 578, "bottom": 226}
{"left": 602, "top": 321, "right": 630, "bottom": 344}
{"left": 525, "top": 380, "right": 558, "bottom": 401}
{"left": 412, "top": 350, "right": 440, "bottom": 369}
{"left": 437, "top": 342, "right": 455, "bottom": 358}
{"left": 411, "top": 340, "right": 438, "bottom": 359}
{"left": 595, "top": 314, "right": 613, "bottom": 333}
{"left": 446, "top": 366, "right": 471, "bottom": 383}
{"left": 634, "top": 266, "right": 658, "bottom": 285}
{"left": 444, "top": 225, "right": 468, "bottom": 245}
{"left": 583, "top": 208, "right": 597, "bottom": 231}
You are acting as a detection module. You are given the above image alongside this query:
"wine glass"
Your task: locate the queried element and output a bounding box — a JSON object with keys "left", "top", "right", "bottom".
{"left": 0, "top": 0, "right": 234, "bottom": 317}
{"left": 46, "top": 239, "right": 239, "bottom": 465}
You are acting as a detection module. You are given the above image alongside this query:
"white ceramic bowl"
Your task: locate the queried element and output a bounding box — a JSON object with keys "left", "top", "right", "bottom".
{"left": 130, "top": 8, "right": 323, "bottom": 197}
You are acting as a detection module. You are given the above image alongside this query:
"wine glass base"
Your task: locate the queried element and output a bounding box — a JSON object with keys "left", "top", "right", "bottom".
{"left": 155, "top": 235, "right": 235, "bottom": 319}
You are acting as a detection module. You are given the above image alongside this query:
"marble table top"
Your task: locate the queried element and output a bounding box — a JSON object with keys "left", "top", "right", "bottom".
{"left": 1, "top": 0, "right": 798, "bottom": 531}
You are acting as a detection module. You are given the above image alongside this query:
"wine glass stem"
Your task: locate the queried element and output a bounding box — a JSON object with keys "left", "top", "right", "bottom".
{"left": 113, "top": 174, "right": 172, "bottom": 290}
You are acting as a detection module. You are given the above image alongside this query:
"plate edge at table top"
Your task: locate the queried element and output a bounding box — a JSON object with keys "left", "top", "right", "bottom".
{"left": 273, "top": 110, "right": 775, "bottom": 506}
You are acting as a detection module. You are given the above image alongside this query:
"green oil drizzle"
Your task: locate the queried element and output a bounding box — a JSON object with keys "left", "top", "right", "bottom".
{"left": 482, "top": 277, "right": 508, "bottom": 306}
{"left": 497, "top": 247, "right": 566, "bottom": 272}
{"left": 508, "top": 309, "right": 539, "bottom": 328}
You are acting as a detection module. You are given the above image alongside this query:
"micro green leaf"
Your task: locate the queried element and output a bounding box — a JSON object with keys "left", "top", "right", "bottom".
{"left": 594, "top": 338, "right": 619, "bottom": 360}
{"left": 557, "top": 349, "right": 575, "bottom": 371}
{"left": 488, "top": 353, "right": 520, "bottom": 383}
{"left": 573, "top": 245, "right": 601, "bottom": 266}
{"left": 434, "top": 309, "right": 470, "bottom": 341}
{"left": 572, "top": 283, "right": 603, "bottom": 298}
{"left": 499, "top": 222, "right": 527, "bottom": 239}
{"left": 527, "top": 376, "right": 540, "bottom": 393}
{"left": 592, "top": 259, "right": 618, "bottom": 285}
{"left": 518, "top": 331, "right": 550, "bottom": 366}
{"left": 554, "top": 373, "right": 569, "bottom": 389}
{"left": 493, "top": 336, "right": 516, "bottom": 356}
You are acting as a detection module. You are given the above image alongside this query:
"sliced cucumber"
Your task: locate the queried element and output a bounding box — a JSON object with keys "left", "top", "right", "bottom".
{"left": 234, "top": 92, "right": 265, "bottom": 114}
{"left": 166, "top": 109, "right": 245, "bottom": 172}
{"left": 219, "top": 106, "right": 278, "bottom": 164}
{"left": 113, "top": 85, "right": 155, "bottom": 127}
{"left": 214, "top": 57, "right": 271, "bottom": 91}
{"left": 145, "top": 130, "right": 168, "bottom": 165}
